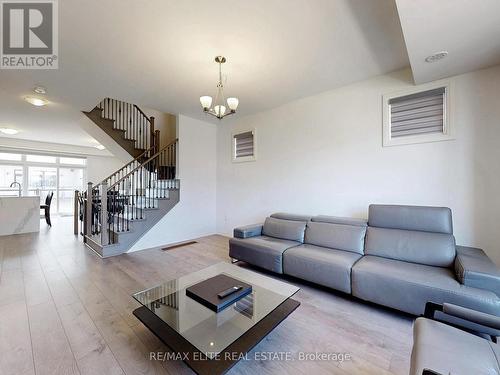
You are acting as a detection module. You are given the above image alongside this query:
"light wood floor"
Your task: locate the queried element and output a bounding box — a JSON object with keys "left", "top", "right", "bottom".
{"left": 0, "top": 217, "right": 413, "bottom": 375}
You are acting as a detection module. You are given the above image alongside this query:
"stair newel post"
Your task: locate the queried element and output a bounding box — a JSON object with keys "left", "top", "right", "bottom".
{"left": 154, "top": 129, "right": 160, "bottom": 155}
{"left": 86, "top": 182, "right": 93, "bottom": 237}
{"left": 101, "top": 182, "right": 109, "bottom": 245}
{"left": 73, "top": 190, "right": 79, "bottom": 235}
{"left": 150, "top": 116, "right": 155, "bottom": 152}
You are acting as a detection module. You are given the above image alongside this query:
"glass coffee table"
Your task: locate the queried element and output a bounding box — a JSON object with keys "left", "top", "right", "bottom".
{"left": 132, "top": 262, "right": 300, "bottom": 375}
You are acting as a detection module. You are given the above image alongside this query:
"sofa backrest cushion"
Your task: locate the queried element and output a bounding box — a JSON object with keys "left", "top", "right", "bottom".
{"left": 270, "top": 212, "right": 312, "bottom": 222}
{"left": 368, "top": 205, "right": 453, "bottom": 234}
{"left": 365, "top": 227, "right": 456, "bottom": 267}
{"left": 311, "top": 215, "right": 368, "bottom": 227}
{"left": 305, "top": 221, "right": 367, "bottom": 254}
{"left": 262, "top": 217, "right": 307, "bottom": 243}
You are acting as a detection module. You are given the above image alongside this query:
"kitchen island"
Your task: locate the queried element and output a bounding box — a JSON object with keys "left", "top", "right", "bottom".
{"left": 0, "top": 196, "right": 40, "bottom": 236}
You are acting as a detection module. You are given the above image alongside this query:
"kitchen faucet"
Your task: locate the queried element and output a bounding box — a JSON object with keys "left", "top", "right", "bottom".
{"left": 9, "top": 182, "right": 22, "bottom": 197}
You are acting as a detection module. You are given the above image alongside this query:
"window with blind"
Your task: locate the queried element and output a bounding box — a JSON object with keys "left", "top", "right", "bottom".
{"left": 232, "top": 130, "right": 256, "bottom": 162}
{"left": 383, "top": 83, "right": 453, "bottom": 146}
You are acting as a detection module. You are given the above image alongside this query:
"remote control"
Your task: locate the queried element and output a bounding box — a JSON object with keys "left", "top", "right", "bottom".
{"left": 218, "top": 286, "right": 243, "bottom": 299}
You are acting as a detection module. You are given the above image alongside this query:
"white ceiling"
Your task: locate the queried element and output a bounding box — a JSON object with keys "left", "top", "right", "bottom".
{"left": 2, "top": 0, "right": 499, "bottom": 149}
{"left": 0, "top": 0, "right": 409, "bottom": 147}
{"left": 0, "top": 87, "right": 104, "bottom": 149}
{"left": 396, "top": 0, "right": 500, "bottom": 84}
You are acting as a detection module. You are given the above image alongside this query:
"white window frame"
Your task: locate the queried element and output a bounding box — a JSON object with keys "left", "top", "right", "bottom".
{"left": 232, "top": 128, "right": 256, "bottom": 163}
{"left": 0, "top": 150, "right": 87, "bottom": 214}
{"left": 382, "top": 80, "right": 454, "bottom": 147}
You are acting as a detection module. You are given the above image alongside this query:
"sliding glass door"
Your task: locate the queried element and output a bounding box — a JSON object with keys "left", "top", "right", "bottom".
{"left": 58, "top": 167, "right": 84, "bottom": 214}
{"left": 27, "top": 165, "right": 57, "bottom": 210}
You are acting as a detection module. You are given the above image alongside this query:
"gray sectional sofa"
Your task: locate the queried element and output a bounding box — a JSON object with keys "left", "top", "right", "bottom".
{"left": 229, "top": 205, "right": 500, "bottom": 317}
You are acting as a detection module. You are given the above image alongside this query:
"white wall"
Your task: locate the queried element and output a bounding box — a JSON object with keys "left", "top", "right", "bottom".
{"left": 143, "top": 107, "right": 177, "bottom": 147}
{"left": 216, "top": 65, "right": 500, "bottom": 265}
{"left": 86, "top": 155, "right": 129, "bottom": 184}
{"left": 130, "top": 115, "right": 217, "bottom": 251}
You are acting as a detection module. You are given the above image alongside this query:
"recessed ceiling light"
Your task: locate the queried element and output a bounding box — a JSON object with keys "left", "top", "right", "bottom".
{"left": 25, "top": 96, "right": 48, "bottom": 107}
{"left": 94, "top": 144, "right": 106, "bottom": 150}
{"left": 425, "top": 51, "right": 448, "bottom": 63}
{"left": 0, "top": 128, "right": 19, "bottom": 135}
{"left": 34, "top": 86, "right": 47, "bottom": 94}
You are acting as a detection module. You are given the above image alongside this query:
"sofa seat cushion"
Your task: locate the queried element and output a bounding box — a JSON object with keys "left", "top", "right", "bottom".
{"left": 365, "top": 227, "right": 456, "bottom": 268}
{"left": 229, "top": 236, "right": 300, "bottom": 273}
{"left": 352, "top": 256, "right": 500, "bottom": 316}
{"left": 305, "top": 221, "right": 366, "bottom": 255}
{"left": 410, "top": 317, "right": 500, "bottom": 375}
{"left": 283, "top": 244, "right": 362, "bottom": 293}
{"left": 262, "top": 217, "right": 307, "bottom": 242}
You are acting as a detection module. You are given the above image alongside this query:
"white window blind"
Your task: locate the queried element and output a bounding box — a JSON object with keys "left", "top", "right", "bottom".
{"left": 234, "top": 131, "right": 254, "bottom": 159}
{"left": 389, "top": 87, "right": 445, "bottom": 138}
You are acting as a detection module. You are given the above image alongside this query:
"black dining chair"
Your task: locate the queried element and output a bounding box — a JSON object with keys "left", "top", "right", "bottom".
{"left": 40, "top": 191, "right": 54, "bottom": 226}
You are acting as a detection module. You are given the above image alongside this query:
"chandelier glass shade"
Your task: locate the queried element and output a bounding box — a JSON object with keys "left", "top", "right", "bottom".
{"left": 200, "top": 56, "right": 239, "bottom": 119}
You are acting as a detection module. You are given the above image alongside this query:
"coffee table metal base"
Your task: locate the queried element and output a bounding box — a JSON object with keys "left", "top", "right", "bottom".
{"left": 133, "top": 298, "right": 300, "bottom": 375}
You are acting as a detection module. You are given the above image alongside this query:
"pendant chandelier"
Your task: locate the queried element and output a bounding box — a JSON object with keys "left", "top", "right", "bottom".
{"left": 200, "top": 56, "right": 239, "bottom": 119}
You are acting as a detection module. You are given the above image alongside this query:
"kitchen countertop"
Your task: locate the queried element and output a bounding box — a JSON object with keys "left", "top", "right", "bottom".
{"left": 0, "top": 196, "right": 41, "bottom": 236}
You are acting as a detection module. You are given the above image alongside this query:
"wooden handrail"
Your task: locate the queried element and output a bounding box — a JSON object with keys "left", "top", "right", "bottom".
{"left": 108, "top": 138, "right": 178, "bottom": 190}
{"left": 95, "top": 144, "right": 156, "bottom": 188}
{"left": 98, "top": 98, "right": 155, "bottom": 152}
{"left": 133, "top": 104, "right": 153, "bottom": 125}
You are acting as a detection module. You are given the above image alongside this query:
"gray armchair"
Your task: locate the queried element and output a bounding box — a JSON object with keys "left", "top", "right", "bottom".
{"left": 410, "top": 301, "right": 500, "bottom": 375}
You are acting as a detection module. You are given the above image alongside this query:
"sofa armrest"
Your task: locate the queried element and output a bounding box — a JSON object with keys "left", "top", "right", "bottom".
{"left": 454, "top": 246, "right": 500, "bottom": 296}
{"left": 424, "top": 301, "right": 500, "bottom": 340}
{"left": 442, "top": 303, "right": 500, "bottom": 330}
{"left": 233, "top": 224, "right": 263, "bottom": 239}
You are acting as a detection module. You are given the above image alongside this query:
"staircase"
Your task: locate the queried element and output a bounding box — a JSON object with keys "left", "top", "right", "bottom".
{"left": 82, "top": 98, "right": 180, "bottom": 257}
{"left": 84, "top": 98, "right": 157, "bottom": 158}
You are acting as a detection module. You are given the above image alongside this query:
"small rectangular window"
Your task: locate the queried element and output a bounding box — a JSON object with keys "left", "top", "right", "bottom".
{"left": 383, "top": 82, "right": 453, "bottom": 147}
{"left": 60, "top": 157, "right": 86, "bottom": 165}
{"left": 233, "top": 130, "right": 255, "bottom": 162}
{"left": 26, "top": 154, "right": 57, "bottom": 163}
{"left": 0, "top": 152, "right": 22, "bottom": 161}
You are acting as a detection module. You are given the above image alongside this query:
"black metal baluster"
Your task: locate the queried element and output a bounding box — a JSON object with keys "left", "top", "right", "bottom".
{"left": 140, "top": 167, "right": 143, "bottom": 219}
{"left": 120, "top": 181, "right": 123, "bottom": 232}
{"left": 127, "top": 103, "right": 130, "bottom": 139}
{"left": 121, "top": 102, "right": 123, "bottom": 134}
{"left": 108, "top": 190, "right": 111, "bottom": 244}
{"left": 126, "top": 178, "right": 130, "bottom": 231}
{"left": 116, "top": 185, "right": 119, "bottom": 237}
{"left": 146, "top": 161, "right": 149, "bottom": 208}
{"left": 134, "top": 170, "right": 137, "bottom": 220}
{"left": 131, "top": 171, "right": 134, "bottom": 221}
{"left": 111, "top": 187, "right": 114, "bottom": 237}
